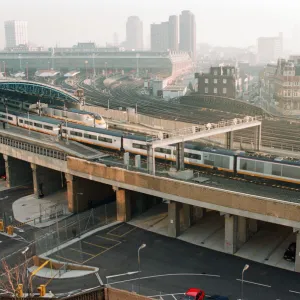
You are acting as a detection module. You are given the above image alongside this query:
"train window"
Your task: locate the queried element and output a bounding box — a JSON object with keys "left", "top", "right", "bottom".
{"left": 34, "top": 123, "right": 43, "bottom": 128}
{"left": 215, "top": 155, "right": 230, "bottom": 168}
{"left": 272, "top": 164, "right": 282, "bottom": 176}
{"left": 19, "top": 119, "right": 23, "bottom": 123}
{"left": 8, "top": 116, "right": 13, "bottom": 121}
{"left": 62, "top": 129, "right": 67, "bottom": 133}
{"left": 44, "top": 125, "right": 53, "bottom": 130}
{"left": 70, "top": 131, "right": 82, "bottom": 137}
{"left": 282, "top": 165, "right": 300, "bottom": 179}
{"left": 0, "top": 114, "right": 5, "bottom": 118}
{"left": 24, "top": 120, "right": 33, "bottom": 126}
{"left": 255, "top": 161, "right": 264, "bottom": 173}
{"left": 155, "top": 148, "right": 171, "bottom": 155}
{"left": 98, "top": 136, "right": 112, "bottom": 143}
{"left": 184, "top": 152, "right": 202, "bottom": 160}
{"left": 84, "top": 133, "right": 97, "bottom": 140}
{"left": 133, "top": 143, "right": 147, "bottom": 150}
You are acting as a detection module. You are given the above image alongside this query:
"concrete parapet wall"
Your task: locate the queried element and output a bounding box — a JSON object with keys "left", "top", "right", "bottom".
{"left": 67, "top": 157, "right": 300, "bottom": 228}
{"left": 106, "top": 287, "right": 150, "bottom": 300}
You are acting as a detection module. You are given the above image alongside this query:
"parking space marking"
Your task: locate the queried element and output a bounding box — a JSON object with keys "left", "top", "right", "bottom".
{"left": 54, "top": 254, "right": 80, "bottom": 264}
{"left": 107, "top": 224, "right": 124, "bottom": 235}
{"left": 108, "top": 227, "right": 137, "bottom": 237}
{"left": 82, "top": 241, "right": 121, "bottom": 264}
{"left": 70, "top": 248, "right": 95, "bottom": 257}
{"left": 236, "top": 279, "right": 271, "bottom": 288}
{"left": 289, "top": 290, "right": 300, "bottom": 294}
{"left": 149, "top": 293, "right": 184, "bottom": 298}
{"left": 96, "top": 235, "right": 121, "bottom": 243}
{"left": 83, "top": 241, "right": 109, "bottom": 249}
{"left": 171, "top": 295, "right": 177, "bottom": 300}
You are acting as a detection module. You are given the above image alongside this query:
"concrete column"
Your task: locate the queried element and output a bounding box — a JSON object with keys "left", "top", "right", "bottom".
{"left": 226, "top": 132, "right": 233, "bottom": 149}
{"left": 147, "top": 145, "right": 155, "bottom": 175}
{"left": 237, "top": 216, "right": 249, "bottom": 248}
{"left": 124, "top": 152, "right": 130, "bottom": 166}
{"left": 224, "top": 214, "right": 238, "bottom": 254}
{"left": 249, "top": 219, "right": 258, "bottom": 234}
{"left": 182, "top": 203, "right": 192, "bottom": 230}
{"left": 168, "top": 201, "right": 180, "bottom": 238}
{"left": 3, "top": 155, "right": 10, "bottom": 188}
{"left": 65, "top": 173, "right": 76, "bottom": 213}
{"left": 31, "top": 163, "right": 39, "bottom": 198}
{"left": 254, "top": 125, "right": 261, "bottom": 151}
{"left": 135, "top": 155, "right": 141, "bottom": 168}
{"left": 116, "top": 189, "right": 131, "bottom": 222}
{"left": 295, "top": 231, "right": 300, "bottom": 272}
{"left": 176, "top": 142, "right": 185, "bottom": 171}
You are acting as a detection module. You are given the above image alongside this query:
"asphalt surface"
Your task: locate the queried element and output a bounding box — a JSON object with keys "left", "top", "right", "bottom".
{"left": 48, "top": 223, "right": 300, "bottom": 300}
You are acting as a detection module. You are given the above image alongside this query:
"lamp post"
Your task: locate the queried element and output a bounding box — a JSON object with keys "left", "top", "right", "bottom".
{"left": 22, "top": 247, "right": 30, "bottom": 295}
{"left": 241, "top": 264, "right": 249, "bottom": 300}
{"left": 26, "top": 62, "right": 29, "bottom": 80}
{"left": 138, "top": 243, "right": 146, "bottom": 293}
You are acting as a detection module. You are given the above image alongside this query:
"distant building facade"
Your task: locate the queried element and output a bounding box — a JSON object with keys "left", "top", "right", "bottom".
{"left": 150, "top": 16, "right": 179, "bottom": 52}
{"left": 274, "top": 58, "right": 300, "bottom": 113}
{"left": 126, "top": 16, "right": 143, "bottom": 50}
{"left": 5, "top": 20, "right": 28, "bottom": 49}
{"left": 257, "top": 33, "right": 283, "bottom": 63}
{"left": 179, "top": 10, "right": 196, "bottom": 60}
{"left": 195, "top": 66, "right": 238, "bottom": 98}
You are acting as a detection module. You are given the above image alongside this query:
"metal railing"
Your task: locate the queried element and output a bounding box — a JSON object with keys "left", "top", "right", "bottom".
{"left": 0, "top": 136, "right": 67, "bottom": 160}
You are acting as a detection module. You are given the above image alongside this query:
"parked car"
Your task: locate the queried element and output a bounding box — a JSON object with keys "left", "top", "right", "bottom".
{"left": 183, "top": 288, "right": 205, "bottom": 300}
{"left": 284, "top": 242, "right": 296, "bottom": 262}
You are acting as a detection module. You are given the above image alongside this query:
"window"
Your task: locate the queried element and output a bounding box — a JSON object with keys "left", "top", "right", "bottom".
{"left": 223, "top": 79, "right": 227, "bottom": 84}
{"left": 155, "top": 148, "right": 171, "bottom": 155}
{"left": 205, "top": 87, "right": 208, "bottom": 93}
{"left": 204, "top": 78, "right": 209, "bottom": 84}
{"left": 25, "top": 120, "right": 33, "bottom": 126}
{"left": 184, "top": 152, "right": 201, "bottom": 160}
{"left": 98, "top": 136, "right": 112, "bottom": 143}
{"left": 62, "top": 129, "right": 67, "bottom": 133}
{"left": 34, "top": 122, "right": 42, "bottom": 128}
{"left": 214, "top": 88, "right": 217, "bottom": 94}
{"left": 84, "top": 133, "right": 97, "bottom": 140}
{"left": 44, "top": 125, "right": 53, "bottom": 130}
{"left": 7, "top": 116, "right": 13, "bottom": 121}
{"left": 214, "top": 79, "right": 218, "bottom": 84}
{"left": 70, "top": 131, "right": 82, "bottom": 137}
{"left": 19, "top": 119, "right": 23, "bottom": 123}
{"left": 223, "top": 88, "right": 227, "bottom": 94}
{"left": 133, "top": 143, "right": 147, "bottom": 150}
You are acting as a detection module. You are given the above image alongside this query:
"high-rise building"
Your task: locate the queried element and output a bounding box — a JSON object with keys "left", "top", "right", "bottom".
{"left": 4, "top": 20, "right": 28, "bottom": 49}
{"left": 150, "top": 15, "right": 178, "bottom": 52}
{"left": 179, "top": 10, "right": 196, "bottom": 60}
{"left": 257, "top": 33, "right": 283, "bottom": 63}
{"left": 168, "top": 15, "right": 179, "bottom": 52}
{"left": 126, "top": 16, "right": 143, "bottom": 50}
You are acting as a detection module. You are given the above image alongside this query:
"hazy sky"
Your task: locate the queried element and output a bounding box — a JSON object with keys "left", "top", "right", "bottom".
{"left": 1, "top": 0, "right": 300, "bottom": 49}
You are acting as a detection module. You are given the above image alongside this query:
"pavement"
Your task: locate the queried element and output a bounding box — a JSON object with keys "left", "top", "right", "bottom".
{"left": 12, "top": 190, "right": 72, "bottom": 228}
{"left": 45, "top": 222, "right": 300, "bottom": 300}
{"left": 129, "top": 204, "right": 295, "bottom": 272}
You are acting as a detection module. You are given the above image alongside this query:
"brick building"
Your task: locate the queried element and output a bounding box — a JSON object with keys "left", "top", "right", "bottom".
{"left": 195, "top": 66, "right": 238, "bottom": 98}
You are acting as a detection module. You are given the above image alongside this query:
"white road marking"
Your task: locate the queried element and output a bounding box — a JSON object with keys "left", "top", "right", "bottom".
{"left": 149, "top": 293, "right": 184, "bottom": 298}
{"left": 289, "top": 290, "right": 300, "bottom": 294}
{"left": 171, "top": 295, "right": 177, "bottom": 300}
{"left": 236, "top": 279, "right": 271, "bottom": 288}
{"left": 109, "top": 273, "right": 220, "bottom": 285}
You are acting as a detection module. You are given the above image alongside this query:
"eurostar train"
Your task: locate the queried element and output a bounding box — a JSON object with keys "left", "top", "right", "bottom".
{"left": 1, "top": 109, "right": 300, "bottom": 185}
{"left": 0, "top": 98, "right": 107, "bottom": 129}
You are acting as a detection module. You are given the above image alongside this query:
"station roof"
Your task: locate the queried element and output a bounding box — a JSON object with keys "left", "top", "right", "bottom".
{"left": 64, "top": 71, "right": 80, "bottom": 77}
{"left": 35, "top": 70, "right": 60, "bottom": 77}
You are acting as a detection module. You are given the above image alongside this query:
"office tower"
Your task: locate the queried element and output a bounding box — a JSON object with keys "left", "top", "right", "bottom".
{"left": 179, "top": 10, "right": 196, "bottom": 60}
{"left": 126, "top": 16, "right": 143, "bottom": 50}
{"left": 5, "top": 20, "right": 28, "bottom": 48}
{"left": 257, "top": 32, "right": 283, "bottom": 63}
{"left": 168, "top": 15, "right": 179, "bottom": 52}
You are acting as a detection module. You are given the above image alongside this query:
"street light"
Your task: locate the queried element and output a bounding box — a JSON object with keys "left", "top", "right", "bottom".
{"left": 138, "top": 243, "right": 146, "bottom": 293}
{"left": 22, "top": 247, "right": 30, "bottom": 295}
{"left": 241, "top": 264, "right": 249, "bottom": 300}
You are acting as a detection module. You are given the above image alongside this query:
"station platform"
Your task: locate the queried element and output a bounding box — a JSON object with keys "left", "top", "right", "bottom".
{"left": 0, "top": 125, "right": 107, "bottom": 160}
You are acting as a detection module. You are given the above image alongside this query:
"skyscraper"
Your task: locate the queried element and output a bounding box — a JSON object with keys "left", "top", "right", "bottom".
{"left": 126, "top": 16, "right": 143, "bottom": 50}
{"left": 168, "top": 15, "right": 179, "bottom": 52}
{"left": 179, "top": 10, "right": 196, "bottom": 60}
{"left": 257, "top": 33, "right": 283, "bottom": 63}
{"left": 150, "top": 15, "right": 178, "bottom": 52}
{"left": 4, "top": 20, "right": 28, "bottom": 48}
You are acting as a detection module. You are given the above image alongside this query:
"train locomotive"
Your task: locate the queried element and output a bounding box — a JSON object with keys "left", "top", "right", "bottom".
{"left": 0, "top": 108, "right": 300, "bottom": 186}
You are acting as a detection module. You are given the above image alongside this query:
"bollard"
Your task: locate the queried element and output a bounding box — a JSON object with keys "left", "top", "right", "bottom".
{"left": 6, "top": 225, "right": 14, "bottom": 235}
